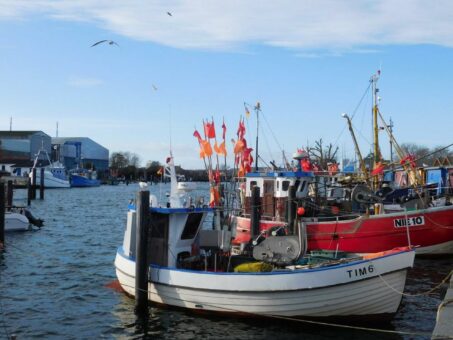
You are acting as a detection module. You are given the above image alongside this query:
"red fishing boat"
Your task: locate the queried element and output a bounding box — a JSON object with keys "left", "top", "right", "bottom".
{"left": 231, "top": 170, "right": 453, "bottom": 255}
{"left": 231, "top": 71, "right": 453, "bottom": 255}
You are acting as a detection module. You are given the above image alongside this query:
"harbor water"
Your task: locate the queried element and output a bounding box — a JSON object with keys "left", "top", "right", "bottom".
{"left": 0, "top": 184, "right": 451, "bottom": 339}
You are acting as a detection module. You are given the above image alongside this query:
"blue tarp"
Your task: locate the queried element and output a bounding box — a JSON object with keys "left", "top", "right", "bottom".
{"left": 426, "top": 168, "right": 447, "bottom": 195}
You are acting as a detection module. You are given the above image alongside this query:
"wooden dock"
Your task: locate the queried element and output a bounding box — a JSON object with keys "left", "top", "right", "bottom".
{"left": 432, "top": 272, "right": 453, "bottom": 339}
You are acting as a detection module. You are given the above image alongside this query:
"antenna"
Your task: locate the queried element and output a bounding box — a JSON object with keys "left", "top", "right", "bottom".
{"left": 169, "top": 104, "right": 173, "bottom": 155}
{"left": 9, "top": 117, "right": 12, "bottom": 131}
{"left": 56, "top": 121, "right": 59, "bottom": 137}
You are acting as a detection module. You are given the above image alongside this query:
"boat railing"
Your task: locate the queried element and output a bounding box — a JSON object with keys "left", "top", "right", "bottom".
{"left": 303, "top": 213, "right": 361, "bottom": 223}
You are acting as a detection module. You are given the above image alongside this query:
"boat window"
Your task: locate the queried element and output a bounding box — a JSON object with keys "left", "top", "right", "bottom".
{"left": 282, "top": 180, "right": 290, "bottom": 191}
{"left": 276, "top": 181, "right": 280, "bottom": 190}
{"left": 264, "top": 180, "right": 273, "bottom": 194}
{"left": 149, "top": 212, "right": 169, "bottom": 238}
{"left": 249, "top": 181, "right": 257, "bottom": 190}
{"left": 181, "top": 213, "right": 203, "bottom": 240}
{"left": 297, "top": 180, "right": 306, "bottom": 193}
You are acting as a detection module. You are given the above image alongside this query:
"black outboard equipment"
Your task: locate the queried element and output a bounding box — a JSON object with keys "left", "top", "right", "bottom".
{"left": 24, "top": 209, "right": 44, "bottom": 228}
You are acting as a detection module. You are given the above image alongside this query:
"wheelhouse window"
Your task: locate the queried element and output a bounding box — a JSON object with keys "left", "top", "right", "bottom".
{"left": 282, "top": 180, "right": 290, "bottom": 191}
{"left": 181, "top": 213, "right": 203, "bottom": 240}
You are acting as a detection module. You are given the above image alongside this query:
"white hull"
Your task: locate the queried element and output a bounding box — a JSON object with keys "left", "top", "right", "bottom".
{"left": 32, "top": 171, "right": 70, "bottom": 188}
{"left": 115, "top": 248, "right": 414, "bottom": 317}
{"left": 5, "top": 212, "right": 31, "bottom": 231}
{"left": 416, "top": 240, "right": 453, "bottom": 255}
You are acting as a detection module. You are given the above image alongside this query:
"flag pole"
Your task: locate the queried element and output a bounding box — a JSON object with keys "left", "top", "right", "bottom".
{"left": 254, "top": 102, "right": 261, "bottom": 171}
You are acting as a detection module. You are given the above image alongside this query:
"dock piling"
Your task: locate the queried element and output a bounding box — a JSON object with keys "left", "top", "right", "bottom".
{"left": 250, "top": 185, "right": 261, "bottom": 238}
{"left": 40, "top": 167, "right": 45, "bottom": 199}
{"left": 135, "top": 190, "right": 150, "bottom": 315}
{"left": 31, "top": 168, "right": 36, "bottom": 200}
{"left": 0, "top": 183, "right": 5, "bottom": 248}
{"left": 27, "top": 177, "right": 32, "bottom": 206}
{"left": 7, "top": 180, "right": 13, "bottom": 209}
{"left": 287, "top": 185, "right": 296, "bottom": 233}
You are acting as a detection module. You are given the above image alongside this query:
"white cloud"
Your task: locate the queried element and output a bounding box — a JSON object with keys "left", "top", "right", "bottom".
{"left": 2, "top": 1, "right": 453, "bottom": 52}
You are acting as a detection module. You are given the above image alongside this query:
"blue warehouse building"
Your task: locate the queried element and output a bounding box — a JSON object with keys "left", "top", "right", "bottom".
{"left": 52, "top": 137, "right": 109, "bottom": 172}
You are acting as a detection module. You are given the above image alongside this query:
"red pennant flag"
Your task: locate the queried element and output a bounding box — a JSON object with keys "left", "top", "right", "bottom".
{"left": 204, "top": 121, "right": 216, "bottom": 139}
{"left": 371, "top": 162, "right": 385, "bottom": 176}
{"left": 193, "top": 130, "right": 202, "bottom": 142}
{"left": 237, "top": 119, "right": 245, "bottom": 139}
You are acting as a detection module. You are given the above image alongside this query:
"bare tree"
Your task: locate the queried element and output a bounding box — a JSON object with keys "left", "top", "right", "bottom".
{"left": 307, "top": 138, "right": 339, "bottom": 169}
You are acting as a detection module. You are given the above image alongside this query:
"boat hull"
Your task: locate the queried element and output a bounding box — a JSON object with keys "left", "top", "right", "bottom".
{"left": 233, "top": 205, "right": 453, "bottom": 255}
{"left": 5, "top": 212, "right": 31, "bottom": 231}
{"left": 115, "top": 247, "right": 414, "bottom": 318}
{"left": 70, "top": 175, "right": 100, "bottom": 187}
{"left": 32, "top": 170, "right": 70, "bottom": 188}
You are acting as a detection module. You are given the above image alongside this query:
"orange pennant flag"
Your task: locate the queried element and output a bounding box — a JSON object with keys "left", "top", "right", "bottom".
{"left": 214, "top": 141, "right": 227, "bottom": 156}
{"left": 234, "top": 139, "right": 245, "bottom": 154}
{"left": 209, "top": 186, "right": 220, "bottom": 207}
{"left": 201, "top": 139, "right": 213, "bottom": 157}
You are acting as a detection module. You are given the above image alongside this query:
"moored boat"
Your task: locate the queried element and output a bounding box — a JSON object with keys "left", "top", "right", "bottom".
{"left": 70, "top": 168, "right": 100, "bottom": 187}
{"left": 114, "top": 156, "right": 416, "bottom": 320}
{"left": 30, "top": 149, "right": 70, "bottom": 188}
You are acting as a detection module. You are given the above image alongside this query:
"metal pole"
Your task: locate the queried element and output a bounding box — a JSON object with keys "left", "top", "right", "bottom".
{"left": 0, "top": 183, "right": 5, "bottom": 247}
{"left": 250, "top": 186, "right": 261, "bottom": 238}
{"left": 255, "top": 108, "right": 259, "bottom": 171}
{"left": 40, "top": 167, "right": 45, "bottom": 200}
{"left": 135, "top": 190, "right": 150, "bottom": 315}
{"left": 7, "top": 180, "right": 13, "bottom": 209}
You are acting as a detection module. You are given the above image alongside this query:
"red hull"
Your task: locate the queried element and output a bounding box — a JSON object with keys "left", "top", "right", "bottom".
{"left": 233, "top": 205, "right": 453, "bottom": 254}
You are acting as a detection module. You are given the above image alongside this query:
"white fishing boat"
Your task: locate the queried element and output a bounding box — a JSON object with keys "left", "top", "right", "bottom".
{"left": 30, "top": 148, "right": 70, "bottom": 188}
{"left": 114, "top": 157, "right": 415, "bottom": 320}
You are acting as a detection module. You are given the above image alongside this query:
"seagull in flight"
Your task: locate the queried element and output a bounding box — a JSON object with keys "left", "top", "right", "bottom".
{"left": 167, "top": 12, "right": 172, "bottom": 16}
{"left": 91, "top": 40, "right": 119, "bottom": 47}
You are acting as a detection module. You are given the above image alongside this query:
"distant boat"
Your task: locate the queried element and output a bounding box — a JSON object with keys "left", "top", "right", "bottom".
{"left": 70, "top": 168, "right": 101, "bottom": 187}
{"left": 30, "top": 149, "right": 70, "bottom": 188}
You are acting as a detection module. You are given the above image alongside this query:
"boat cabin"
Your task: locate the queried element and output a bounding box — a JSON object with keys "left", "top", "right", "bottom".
{"left": 243, "top": 171, "right": 314, "bottom": 221}
{"left": 122, "top": 205, "right": 214, "bottom": 268}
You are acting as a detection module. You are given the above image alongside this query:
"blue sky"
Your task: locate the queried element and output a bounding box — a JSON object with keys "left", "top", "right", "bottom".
{"left": 0, "top": 1, "right": 452, "bottom": 168}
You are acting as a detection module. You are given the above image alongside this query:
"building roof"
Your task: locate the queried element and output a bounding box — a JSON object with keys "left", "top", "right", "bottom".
{"left": 0, "top": 131, "right": 48, "bottom": 138}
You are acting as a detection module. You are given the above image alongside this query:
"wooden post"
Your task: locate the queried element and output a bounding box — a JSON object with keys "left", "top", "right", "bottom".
{"left": 135, "top": 190, "right": 150, "bottom": 315}
{"left": 7, "top": 180, "right": 13, "bottom": 209}
{"left": 27, "top": 177, "right": 32, "bottom": 206}
{"left": 40, "top": 167, "right": 45, "bottom": 200}
{"left": 250, "top": 186, "right": 261, "bottom": 238}
{"left": 31, "top": 168, "right": 37, "bottom": 200}
{"left": 287, "top": 185, "right": 296, "bottom": 234}
{"left": 0, "top": 183, "right": 5, "bottom": 248}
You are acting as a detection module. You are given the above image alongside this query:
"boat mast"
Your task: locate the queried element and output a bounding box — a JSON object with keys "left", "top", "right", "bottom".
{"left": 342, "top": 113, "right": 369, "bottom": 183}
{"left": 377, "top": 110, "right": 422, "bottom": 187}
{"left": 254, "top": 102, "right": 261, "bottom": 171}
{"left": 371, "top": 71, "right": 381, "bottom": 190}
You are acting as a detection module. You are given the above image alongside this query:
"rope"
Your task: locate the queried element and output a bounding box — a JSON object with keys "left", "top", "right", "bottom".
{"left": 117, "top": 281, "right": 430, "bottom": 337}
{"left": 437, "top": 298, "right": 453, "bottom": 322}
{"left": 377, "top": 269, "right": 453, "bottom": 297}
